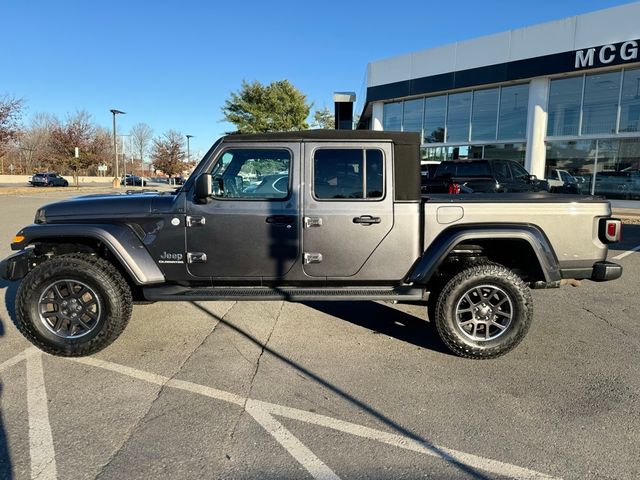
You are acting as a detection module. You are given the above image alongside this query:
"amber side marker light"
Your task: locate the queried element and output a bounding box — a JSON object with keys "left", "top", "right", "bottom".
{"left": 12, "top": 235, "right": 25, "bottom": 244}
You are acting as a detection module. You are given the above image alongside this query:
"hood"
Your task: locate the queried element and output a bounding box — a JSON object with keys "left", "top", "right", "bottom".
{"left": 39, "top": 192, "right": 164, "bottom": 222}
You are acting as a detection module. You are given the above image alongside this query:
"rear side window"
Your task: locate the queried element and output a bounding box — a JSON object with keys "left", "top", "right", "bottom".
{"left": 313, "top": 149, "right": 384, "bottom": 200}
{"left": 435, "top": 161, "right": 491, "bottom": 177}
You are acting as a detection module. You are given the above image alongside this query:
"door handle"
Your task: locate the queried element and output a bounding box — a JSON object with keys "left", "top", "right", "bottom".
{"left": 266, "top": 215, "right": 296, "bottom": 224}
{"left": 353, "top": 215, "right": 381, "bottom": 225}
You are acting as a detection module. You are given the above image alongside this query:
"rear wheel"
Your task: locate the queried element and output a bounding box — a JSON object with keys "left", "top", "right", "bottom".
{"left": 14, "top": 254, "right": 132, "bottom": 356}
{"left": 434, "top": 262, "right": 533, "bottom": 359}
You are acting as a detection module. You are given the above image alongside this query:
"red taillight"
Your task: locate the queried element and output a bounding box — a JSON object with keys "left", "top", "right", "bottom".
{"left": 448, "top": 183, "right": 461, "bottom": 194}
{"left": 601, "top": 219, "right": 622, "bottom": 243}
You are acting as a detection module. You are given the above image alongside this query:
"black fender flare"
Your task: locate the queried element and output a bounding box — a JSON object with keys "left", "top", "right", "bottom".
{"left": 407, "top": 223, "right": 561, "bottom": 284}
{"left": 11, "top": 223, "right": 164, "bottom": 285}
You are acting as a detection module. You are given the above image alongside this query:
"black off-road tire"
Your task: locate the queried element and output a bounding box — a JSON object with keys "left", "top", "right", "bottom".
{"left": 14, "top": 253, "right": 132, "bottom": 356}
{"left": 434, "top": 262, "right": 533, "bottom": 359}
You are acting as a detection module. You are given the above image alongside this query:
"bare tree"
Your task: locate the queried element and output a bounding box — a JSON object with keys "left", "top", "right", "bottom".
{"left": 151, "top": 130, "right": 186, "bottom": 179}
{"left": 130, "top": 122, "right": 153, "bottom": 165}
{"left": 19, "top": 113, "right": 56, "bottom": 173}
{"left": 0, "top": 94, "right": 25, "bottom": 173}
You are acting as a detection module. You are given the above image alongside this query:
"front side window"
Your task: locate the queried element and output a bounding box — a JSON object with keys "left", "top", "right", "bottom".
{"left": 313, "top": 149, "right": 383, "bottom": 200}
{"left": 493, "top": 161, "right": 511, "bottom": 181}
{"left": 209, "top": 148, "right": 291, "bottom": 199}
{"left": 510, "top": 162, "right": 530, "bottom": 180}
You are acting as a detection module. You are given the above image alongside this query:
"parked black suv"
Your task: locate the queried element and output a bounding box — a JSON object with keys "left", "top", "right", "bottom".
{"left": 29, "top": 173, "right": 69, "bottom": 187}
{"left": 421, "top": 159, "right": 547, "bottom": 194}
{"left": 120, "top": 175, "right": 146, "bottom": 186}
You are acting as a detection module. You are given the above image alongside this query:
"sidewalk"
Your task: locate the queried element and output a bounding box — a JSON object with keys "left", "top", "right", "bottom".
{"left": 610, "top": 200, "right": 640, "bottom": 223}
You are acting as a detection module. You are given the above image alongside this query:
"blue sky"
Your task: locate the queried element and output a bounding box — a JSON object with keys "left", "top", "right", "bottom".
{"left": 1, "top": 0, "right": 635, "bottom": 156}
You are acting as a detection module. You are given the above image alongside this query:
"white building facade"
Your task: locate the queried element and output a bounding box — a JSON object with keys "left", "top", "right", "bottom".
{"left": 358, "top": 3, "right": 640, "bottom": 198}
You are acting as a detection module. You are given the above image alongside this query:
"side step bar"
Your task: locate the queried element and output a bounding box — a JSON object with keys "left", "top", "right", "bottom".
{"left": 143, "top": 285, "right": 425, "bottom": 302}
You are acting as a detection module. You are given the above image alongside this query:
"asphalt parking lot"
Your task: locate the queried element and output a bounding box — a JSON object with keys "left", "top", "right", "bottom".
{"left": 0, "top": 191, "right": 639, "bottom": 480}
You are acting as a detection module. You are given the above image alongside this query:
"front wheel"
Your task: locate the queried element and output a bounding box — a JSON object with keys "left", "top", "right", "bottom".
{"left": 14, "top": 254, "right": 133, "bottom": 356}
{"left": 434, "top": 262, "right": 533, "bottom": 359}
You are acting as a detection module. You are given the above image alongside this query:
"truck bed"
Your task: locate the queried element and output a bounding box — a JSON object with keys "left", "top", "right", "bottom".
{"left": 422, "top": 193, "right": 611, "bottom": 271}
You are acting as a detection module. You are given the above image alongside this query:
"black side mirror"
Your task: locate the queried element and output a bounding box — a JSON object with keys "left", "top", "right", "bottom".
{"left": 528, "top": 174, "right": 538, "bottom": 183}
{"left": 194, "top": 173, "right": 212, "bottom": 203}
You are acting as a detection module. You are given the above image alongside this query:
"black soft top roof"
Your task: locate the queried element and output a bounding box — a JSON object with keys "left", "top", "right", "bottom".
{"left": 222, "top": 129, "right": 420, "bottom": 145}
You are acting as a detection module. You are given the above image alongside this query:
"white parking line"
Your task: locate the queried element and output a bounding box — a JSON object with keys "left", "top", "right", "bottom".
{"left": 258, "top": 400, "right": 558, "bottom": 480}
{"left": 612, "top": 244, "right": 640, "bottom": 260}
{"left": 3, "top": 350, "right": 559, "bottom": 479}
{"left": 25, "top": 348, "right": 57, "bottom": 480}
{"left": 246, "top": 400, "right": 341, "bottom": 480}
{"left": 69, "top": 355, "right": 559, "bottom": 480}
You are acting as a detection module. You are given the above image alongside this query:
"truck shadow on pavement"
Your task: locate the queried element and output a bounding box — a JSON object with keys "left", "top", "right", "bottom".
{"left": 0, "top": 278, "right": 17, "bottom": 479}
{"left": 190, "top": 301, "right": 488, "bottom": 480}
{"left": 303, "top": 301, "right": 451, "bottom": 355}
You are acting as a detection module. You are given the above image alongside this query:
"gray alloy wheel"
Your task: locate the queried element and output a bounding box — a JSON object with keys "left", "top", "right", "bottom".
{"left": 434, "top": 262, "right": 533, "bottom": 359}
{"left": 37, "top": 279, "right": 102, "bottom": 339}
{"left": 453, "top": 284, "right": 513, "bottom": 342}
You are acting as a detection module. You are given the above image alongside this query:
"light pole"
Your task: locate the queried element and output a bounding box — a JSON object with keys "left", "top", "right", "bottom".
{"left": 110, "top": 109, "right": 125, "bottom": 184}
{"left": 117, "top": 134, "right": 131, "bottom": 185}
{"left": 186, "top": 135, "right": 193, "bottom": 164}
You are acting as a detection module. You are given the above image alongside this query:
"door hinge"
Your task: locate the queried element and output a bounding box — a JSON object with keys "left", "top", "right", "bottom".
{"left": 304, "top": 216, "right": 323, "bottom": 228}
{"left": 304, "top": 252, "right": 323, "bottom": 264}
{"left": 186, "top": 216, "right": 206, "bottom": 227}
{"left": 187, "top": 252, "right": 208, "bottom": 264}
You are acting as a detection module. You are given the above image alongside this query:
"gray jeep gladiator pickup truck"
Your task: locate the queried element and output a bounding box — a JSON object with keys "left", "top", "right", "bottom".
{"left": 0, "top": 130, "right": 623, "bottom": 359}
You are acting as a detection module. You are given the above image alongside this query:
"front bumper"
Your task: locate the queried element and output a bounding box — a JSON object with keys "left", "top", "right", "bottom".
{"left": 0, "top": 249, "right": 33, "bottom": 281}
{"left": 591, "top": 261, "right": 623, "bottom": 281}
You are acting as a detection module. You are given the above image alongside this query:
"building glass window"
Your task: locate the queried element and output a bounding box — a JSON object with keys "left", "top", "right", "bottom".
{"left": 547, "top": 77, "right": 583, "bottom": 137}
{"left": 421, "top": 146, "right": 448, "bottom": 162}
{"left": 446, "top": 91, "right": 471, "bottom": 142}
{"left": 383, "top": 102, "right": 402, "bottom": 131}
{"left": 483, "top": 143, "right": 526, "bottom": 164}
{"left": 546, "top": 138, "right": 640, "bottom": 198}
{"left": 421, "top": 142, "right": 526, "bottom": 165}
{"left": 471, "top": 88, "right": 499, "bottom": 141}
{"left": 423, "top": 95, "right": 446, "bottom": 143}
{"left": 620, "top": 67, "right": 640, "bottom": 133}
{"left": 581, "top": 71, "right": 621, "bottom": 135}
{"left": 498, "top": 84, "right": 529, "bottom": 140}
{"left": 545, "top": 140, "right": 596, "bottom": 194}
{"left": 402, "top": 98, "right": 423, "bottom": 134}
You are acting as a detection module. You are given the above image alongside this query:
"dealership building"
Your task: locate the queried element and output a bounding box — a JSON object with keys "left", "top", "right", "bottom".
{"left": 356, "top": 2, "right": 640, "bottom": 197}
